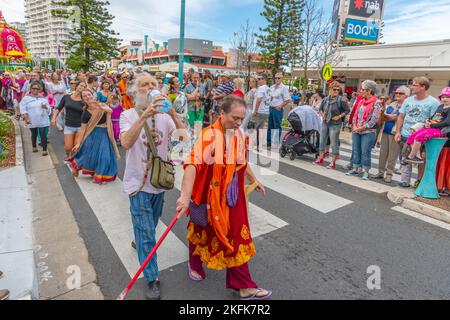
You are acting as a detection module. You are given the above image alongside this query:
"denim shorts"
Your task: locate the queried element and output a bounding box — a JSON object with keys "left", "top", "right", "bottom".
{"left": 64, "top": 126, "right": 81, "bottom": 135}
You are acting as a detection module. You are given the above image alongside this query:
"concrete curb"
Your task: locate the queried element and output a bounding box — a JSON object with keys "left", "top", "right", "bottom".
{"left": 387, "top": 187, "right": 450, "bottom": 224}
{"left": 11, "top": 117, "right": 24, "bottom": 166}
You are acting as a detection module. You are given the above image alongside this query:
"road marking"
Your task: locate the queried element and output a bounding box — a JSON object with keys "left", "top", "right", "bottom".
{"left": 243, "top": 160, "right": 353, "bottom": 213}
{"left": 69, "top": 164, "right": 289, "bottom": 278}
{"left": 253, "top": 146, "right": 418, "bottom": 192}
{"left": 391, "top": 206, "right": 450, "bottom": 231}
{"left": 68, "top": 164, "right": 188, "bottom": 279}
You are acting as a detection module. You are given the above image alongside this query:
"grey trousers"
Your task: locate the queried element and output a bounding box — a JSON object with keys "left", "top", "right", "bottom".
{"left": 399, "top": 137, "right": 413, "bottom": 184}
{"left": 378, "top": 133, "right": 401, "bottom": 177}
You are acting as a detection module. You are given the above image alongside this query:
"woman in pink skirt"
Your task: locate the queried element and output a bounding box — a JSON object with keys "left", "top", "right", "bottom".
{"left": 109, "top": 94, "right": 123, "bottom": 142}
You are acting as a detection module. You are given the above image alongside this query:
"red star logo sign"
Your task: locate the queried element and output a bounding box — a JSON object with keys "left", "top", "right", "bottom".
{"left": 354, "top": 0, "right": 364, "bottom": 10}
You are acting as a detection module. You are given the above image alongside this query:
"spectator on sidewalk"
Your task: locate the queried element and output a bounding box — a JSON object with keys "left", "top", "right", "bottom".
{"left": 176, "top": 95, "right": 272, "bottom": 301}
{"left": 314, "top": 81, "right": 349, "bottom": 169}
{"left": 346, "top": 80, "right": 382, "bottom": 180}
{"left": 404, "top": 87, "right": 450, "bottom": 164}
{"left": 20, "top": 81, "right": 52, "bottom": 157}
{"left": 120, "top": 73, "right": 186, "bottom": 300}
{"left": 267, "top": 72, "right": 291, "bottom": 149}
{"left": 252, "top": 74, "right": 270, "bottom": 152}
{"left": 373, "top": 86, "right": 410, "bottom": 183}
{"left": 394, "top": 77, "right": 440, "bottom": 188}
{"left": 436, "top": 87, "right": 450, "bottom": 196}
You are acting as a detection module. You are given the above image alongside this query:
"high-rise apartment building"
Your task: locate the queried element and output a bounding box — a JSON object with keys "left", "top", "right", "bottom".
{"left": 24, "top": 0, "right": 73, "bottom": 63}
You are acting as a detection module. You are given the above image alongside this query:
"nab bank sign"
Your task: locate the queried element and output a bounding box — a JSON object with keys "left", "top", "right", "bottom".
{"left": 344, "top": 18, "right": 379, "bottom": 44}
{"left": 348, "top": 0, "right": 384, "bottom": 20}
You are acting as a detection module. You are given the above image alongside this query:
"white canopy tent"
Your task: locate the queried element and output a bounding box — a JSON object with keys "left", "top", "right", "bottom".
{"left": 158, "top": 61, "right": 198, "bottom": 73}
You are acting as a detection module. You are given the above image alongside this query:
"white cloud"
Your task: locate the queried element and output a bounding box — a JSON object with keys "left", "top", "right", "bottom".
{"left": 1, "top": 0, "right": 25, "bottom": 22}
{"left": 382, "top": 1, "right": 450, "bottom": 44}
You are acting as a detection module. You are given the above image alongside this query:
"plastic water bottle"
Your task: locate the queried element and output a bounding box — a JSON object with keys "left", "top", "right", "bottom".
{"left": 148, "top": 90, "right": 172, "bottom": 113}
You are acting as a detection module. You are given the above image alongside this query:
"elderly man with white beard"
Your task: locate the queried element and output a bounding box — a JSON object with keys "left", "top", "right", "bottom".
{"left": 120, "top": 73, "right": 186, "bottom": 300}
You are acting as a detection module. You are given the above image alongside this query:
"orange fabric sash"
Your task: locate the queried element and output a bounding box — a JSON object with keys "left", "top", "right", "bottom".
{"left": 186, "top": 118, "right": 247, "bottom": 252}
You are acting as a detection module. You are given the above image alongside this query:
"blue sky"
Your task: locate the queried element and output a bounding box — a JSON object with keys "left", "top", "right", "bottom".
{"left": 3, "top": 0, "right": 450, "bottom": 48}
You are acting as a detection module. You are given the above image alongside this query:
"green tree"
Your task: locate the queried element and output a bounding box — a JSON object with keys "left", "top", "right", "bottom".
{"left": 257, "top": 0, "right": 304, "bottom": 77}
{"left": 285, "top": 0, "right": 305, "bottom": 88}
{"left": 52, "top": 0, "right": 121, "bottom": 71}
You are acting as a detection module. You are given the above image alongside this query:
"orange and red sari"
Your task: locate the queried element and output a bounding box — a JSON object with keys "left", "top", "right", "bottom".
{"left": 184, "top": 118, "right": 256, "bottom": 271}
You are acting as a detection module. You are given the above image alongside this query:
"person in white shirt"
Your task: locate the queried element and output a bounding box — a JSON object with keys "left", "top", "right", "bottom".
{"left": 20, "top": 81, "right": 52, "bottom": 156}
{"left": 267, "top": 72, "right": 292, "bottom": 148}
{"left": 252, "top": 74, "right": 271, "bottom": 152}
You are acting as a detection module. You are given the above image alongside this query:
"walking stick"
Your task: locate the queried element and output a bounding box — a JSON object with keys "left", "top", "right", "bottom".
{"left": 117, "top": 212, "right": 182, "bottom": 300}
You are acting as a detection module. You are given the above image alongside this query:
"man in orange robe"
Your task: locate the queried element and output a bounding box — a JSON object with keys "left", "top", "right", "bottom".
{"left": 118, "top": 73, "right": 133, "bottom": 110}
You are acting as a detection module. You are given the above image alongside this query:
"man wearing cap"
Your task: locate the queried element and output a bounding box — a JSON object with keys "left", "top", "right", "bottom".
{"left": 118, "top": 73, "right": 133, "bottom": 110}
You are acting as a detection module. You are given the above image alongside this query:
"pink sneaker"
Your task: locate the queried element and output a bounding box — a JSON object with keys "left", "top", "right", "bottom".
{"left": 326, "top": 162, "right": 336, "bottom": 170}
{"left": 313, "top": 158, "right": 324, "bottom": 166}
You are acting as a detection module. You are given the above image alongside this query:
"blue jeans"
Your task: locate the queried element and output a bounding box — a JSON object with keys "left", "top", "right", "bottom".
{"left": 267, "top": 107, "right": 283, "bottom": 146}
{"left": 129, "top": 191, "right": 165, "bottom": 284}
{"left": 352, "top": 132, "right": 376, "bottom": 171}
{"left": 319, "top": 123, "right": 341, "bottom": 156}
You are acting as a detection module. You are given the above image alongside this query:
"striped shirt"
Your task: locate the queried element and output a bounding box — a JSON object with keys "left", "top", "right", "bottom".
{"left": 215, "top": 80, "right": 234, "bottom": 96}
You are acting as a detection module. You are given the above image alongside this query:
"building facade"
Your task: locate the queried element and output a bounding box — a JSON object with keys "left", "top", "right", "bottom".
{"left": 120, "top": 37, "right": 231, "bottom": 74}
{"left": 293, "top": 39, "right": 450, "bottom": 98}
{"left": 24, "top": 0, "right": 73, "bottom": 63}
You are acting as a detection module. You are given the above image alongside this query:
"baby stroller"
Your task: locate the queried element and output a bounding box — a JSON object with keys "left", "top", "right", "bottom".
{"left": 280, "top": 109, "right": 319, "bottom": 161}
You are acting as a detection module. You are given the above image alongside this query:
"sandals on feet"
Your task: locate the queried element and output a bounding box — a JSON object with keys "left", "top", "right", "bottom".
{"left": 240, "top": 288, "right": 272, "bottom": 300}
{"left": 188, "top": 264, "right": 205, "bottom": 282}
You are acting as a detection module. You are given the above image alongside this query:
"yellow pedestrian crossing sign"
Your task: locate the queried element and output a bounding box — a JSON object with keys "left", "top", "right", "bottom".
{"left": 321, "top": 64, "right": 333, "bottom": 81}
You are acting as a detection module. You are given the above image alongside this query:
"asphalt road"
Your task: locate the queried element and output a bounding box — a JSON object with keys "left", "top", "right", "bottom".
{"left": 47, "top": 128, "right": 450, "bottom": 300}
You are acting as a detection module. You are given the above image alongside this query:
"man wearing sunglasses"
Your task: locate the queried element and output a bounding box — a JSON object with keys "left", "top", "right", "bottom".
{"left": 267, "top": 72, "right": 292, "bottom": 149}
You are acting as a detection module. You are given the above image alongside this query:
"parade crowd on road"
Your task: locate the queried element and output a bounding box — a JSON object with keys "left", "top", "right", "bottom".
{"left": 1, "top": 66, "right": 449, "bottom": 300}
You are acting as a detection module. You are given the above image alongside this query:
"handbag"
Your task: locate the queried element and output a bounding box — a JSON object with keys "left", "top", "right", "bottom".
{"left": 136, "top": 110, "right": 175, "bottom": 191}
{"left": 189, "top": 201, "right": 208, "bottom": 227}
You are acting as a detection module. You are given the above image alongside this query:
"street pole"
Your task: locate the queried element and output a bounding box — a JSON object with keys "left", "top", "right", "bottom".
{"left": 178, "top": 0, "right": 186, "bottom": 84}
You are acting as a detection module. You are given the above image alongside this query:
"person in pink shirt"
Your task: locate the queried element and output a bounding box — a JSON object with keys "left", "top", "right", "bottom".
{"left": 120, "top": 73, "right": 187, "bottom": 300}
{"left": 109, "top": 94, "right": 123, "bottom": 142}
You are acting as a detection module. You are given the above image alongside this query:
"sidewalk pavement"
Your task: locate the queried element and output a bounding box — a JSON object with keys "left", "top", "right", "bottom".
{"left": 1, "top": 120, "right": 103, "bottom": 300}
{"left": 0, "top": 118, "right": 36, "bottom": 300}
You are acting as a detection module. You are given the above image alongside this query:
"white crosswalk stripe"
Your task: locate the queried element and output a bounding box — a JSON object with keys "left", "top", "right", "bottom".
{"left": 246, "top": 162, "right": 353, "bottom": 213}
{"left": 392, "top": 206, "right": 450, "bottom": 231}
{"left": 251, "top": 150, "right": 394, "bottom": 194}
{"left": 69, "top": 164, "right": 290, "bottom": 278}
